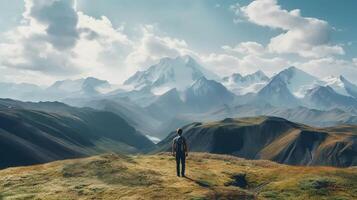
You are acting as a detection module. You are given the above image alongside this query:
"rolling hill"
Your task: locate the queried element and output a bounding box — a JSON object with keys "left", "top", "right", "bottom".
{"left": 0, "top": 153, "right": 355, "bottom": 200}
{"left": 157, "top": 116, "right": 357, "bottom": 167}
{"left": 0, "top": 99, "right": 154, "bottom": 169}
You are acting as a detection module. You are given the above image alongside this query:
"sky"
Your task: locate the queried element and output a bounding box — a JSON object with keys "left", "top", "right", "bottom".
{"left": 0, "top": 0, "right": 356, "bottom": 85}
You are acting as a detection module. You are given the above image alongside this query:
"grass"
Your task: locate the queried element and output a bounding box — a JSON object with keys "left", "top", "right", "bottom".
{"left": 0, "top": 153, "right": 356, "bottom": 199}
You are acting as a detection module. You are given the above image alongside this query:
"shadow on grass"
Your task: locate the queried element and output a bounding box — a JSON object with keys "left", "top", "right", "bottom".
{"left": 183, "top": 176, "right": 212, "bottom": 188}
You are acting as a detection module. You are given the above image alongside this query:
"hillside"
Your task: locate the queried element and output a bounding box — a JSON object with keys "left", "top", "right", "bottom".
{"left": 0, "top": 99, "right": 154, "bottom": 169}
{"left": 157, "top": 116, "right": 357, "bottom": 167}
{"left": 0, "top": 153, "right": 355, "bottom": 200}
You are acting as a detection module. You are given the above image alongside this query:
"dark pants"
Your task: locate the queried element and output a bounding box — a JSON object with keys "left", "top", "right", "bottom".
{"left": 176, "top": 152, "right": 186, "bottom": 176}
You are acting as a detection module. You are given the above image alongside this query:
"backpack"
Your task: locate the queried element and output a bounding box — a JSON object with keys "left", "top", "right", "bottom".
{"left": 175, "top": 136, "right": 186, "bottom": 153}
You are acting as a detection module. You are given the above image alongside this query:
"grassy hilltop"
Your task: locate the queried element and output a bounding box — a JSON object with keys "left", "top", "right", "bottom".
{"left": 0, "top": 153, "right": 356, "bottom": 200}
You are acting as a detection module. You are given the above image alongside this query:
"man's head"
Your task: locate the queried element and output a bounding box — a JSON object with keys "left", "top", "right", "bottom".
{"left": 177, "top": 128, "right": 183, "bottom": 136}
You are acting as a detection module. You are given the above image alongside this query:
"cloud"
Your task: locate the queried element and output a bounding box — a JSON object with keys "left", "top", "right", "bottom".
{"left": 0, "top": 0, "right": 355, "bottom": 86}
{"left": 200, "top": 51, "right": 290, "bottom": 77}
{"left": 233, "top": 0, "right": 344, "bottom": 58}
{"left": 0, "top": 0, "right": 200, "bottom": 84}
{"left": 125, "top": 25, "right": 194, "bottom": 72}
{"left": 24, "top": 0, "right": 79, "bottom": 50}
{"left": 299, "top": 57, "right": 357, "bottom": 84}
{"left": 223, "top": 41, "right": 266, "bottom": 56}
{"left": 0, "top": 0, "right": 133, "bottom": 83}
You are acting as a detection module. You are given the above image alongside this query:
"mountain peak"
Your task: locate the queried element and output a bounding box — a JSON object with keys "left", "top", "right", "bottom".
{"left": 158, "top": 55, "right": 196, "bottom": 66}
{"left": 308, "top": 85, "right": 335, "bottom": 94}
{"left": 185, "top": 78, "right": 234, "bottom": 111}
{"left": 197, "top": 75, "right": 208, "bottom": 82}
{"left": 285, "top": 66, "right": 298, "bottom": 72}
{"left": 180, "top": 55, "right": 195, "bottom": 63}
{"left": 288, "top": 66, "right": 298, "bottom": 70}
{"left": 124, "top": 56, "right": 218, "bottom": 91}
{"left": 222, "top": 70, "right": 270, "bottom": 95}
{"left": 253, "top": 70, "right": 267, "bottom": 77}
{"left": 339, "top": 75, "right": 351, "bottom": 84}
{"left": 322, "top": 75, "right": 357, "bottom": 98}
{"left": 305, "top": 84, "right": 357, "bottom": 109}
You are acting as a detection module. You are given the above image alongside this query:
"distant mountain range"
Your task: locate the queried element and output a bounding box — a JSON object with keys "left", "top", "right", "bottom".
{"left": 157, "top": 116, "right": 357, "bottom": 167}
{"left": 0, "top": 77, "right": 114, "bottom": 102}
{"left": 222, "top": 70, "right": 270, "bottom": 95}
{"left": 1, "top": 55, "right": 357, "bottom": 140}
{"left": 0, "top": 82, "right": 43, "bottom": 101}
{"left": 0, "top": 99, "right": 154, "bottom": 169}
{"left": 2, "top": 98, "right": 356, "bottom": 168}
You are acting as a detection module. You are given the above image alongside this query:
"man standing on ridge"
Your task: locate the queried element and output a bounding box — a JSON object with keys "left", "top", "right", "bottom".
{"left": 172, "top": 128, "right": 188, "bottom": 177}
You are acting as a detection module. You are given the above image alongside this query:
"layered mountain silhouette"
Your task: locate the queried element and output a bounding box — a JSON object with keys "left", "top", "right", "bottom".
{"left": 70, "top": 97, "right": 162, "bottom": 137}
{"left": 1, "top": 56, "right": 357, "bottom": 141}
{"left": 157, "top": 116, "right": 357, "bottom": 167}
{"left": 0, "top": 99, "right": 154, "bottom": 169}
{"left": 187, "top": 103, "right": 357, "bottom": 128}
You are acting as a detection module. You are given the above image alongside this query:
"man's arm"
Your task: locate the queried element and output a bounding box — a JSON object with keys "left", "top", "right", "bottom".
{"left": 172, "top": 139, "right": 176, "bottom": 156}
{"left": 184, "top": 138, "right": 188, "bottom": 156}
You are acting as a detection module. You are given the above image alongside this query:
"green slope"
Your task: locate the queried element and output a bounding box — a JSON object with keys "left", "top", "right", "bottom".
{"left": 0, "top": 99, "right": 155, "bottom": 169}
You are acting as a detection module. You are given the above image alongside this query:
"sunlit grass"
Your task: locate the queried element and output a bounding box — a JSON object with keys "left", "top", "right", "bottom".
{"left": 0, "top": 153, "right": 356, "bottom": 199}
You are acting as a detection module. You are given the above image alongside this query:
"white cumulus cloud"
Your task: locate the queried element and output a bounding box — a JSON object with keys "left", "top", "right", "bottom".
{"left": 125, "top": 25, "right": 195, "bottom": 73}
{"left": 234, "top": 0, "right": 344, "bottom": 58}
{"left": 0, "top": 0, "right": 133, "bottom": 84}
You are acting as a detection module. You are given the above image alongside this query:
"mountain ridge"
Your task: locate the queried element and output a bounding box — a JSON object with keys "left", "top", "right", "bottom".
{"left": 0, "top": 98, "right": 155, "bottom": 169}
{"left": 157, "top": 116, "right": 357, "bottom": 167}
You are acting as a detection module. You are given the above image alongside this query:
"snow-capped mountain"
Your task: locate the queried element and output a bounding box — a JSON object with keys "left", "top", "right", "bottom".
{"left": 48, "top": 77, "right": 111, "bottom": 97}
{"left": 273, "top": 66, "right": 321, "bottom": 97}
{"left": 257, "top": 74, "right": 300, "bottom": 107}
{"left": 124, "top": 55, "right": 219, "bottom": 95}
{"left": 304, "top": 85, "right": 357, "bottom": 110}
{"left": 222, "top": 70, "right": 270, "bottom": 95}
{"left": 184, "top": 77, "right": 235, "bottom": 111}
{"left": 256, "top": 66, "right": 321, "bottom": 107}
{"left": 322, "top": 76, "right": 357, "bottom": 98}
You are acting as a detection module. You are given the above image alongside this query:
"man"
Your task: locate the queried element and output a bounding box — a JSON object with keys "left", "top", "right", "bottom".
{"left": 172, "top": 128, "right": 188, "bottom": 177}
